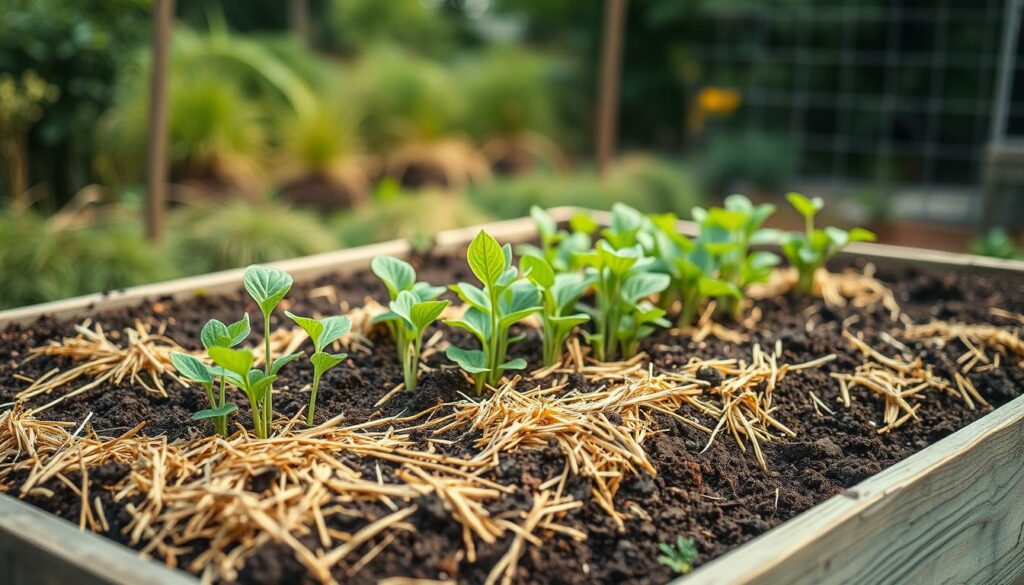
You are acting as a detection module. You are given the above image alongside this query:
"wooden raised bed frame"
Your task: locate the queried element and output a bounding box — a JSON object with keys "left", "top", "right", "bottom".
{"left": 1, "top": 208, "right": 1022, "bottom": 585}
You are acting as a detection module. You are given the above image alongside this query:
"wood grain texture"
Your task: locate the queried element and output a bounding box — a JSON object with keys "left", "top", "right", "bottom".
{"left": 682, "top": 394, "right": 1024, "bottom": 585}
{"left": 0, "top": 494, "right": 195, "bottom": 585}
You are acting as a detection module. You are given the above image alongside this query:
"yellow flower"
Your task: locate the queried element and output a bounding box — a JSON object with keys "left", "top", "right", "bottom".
{"left": 697, "top": 87, "right": 740, "bottom": 115}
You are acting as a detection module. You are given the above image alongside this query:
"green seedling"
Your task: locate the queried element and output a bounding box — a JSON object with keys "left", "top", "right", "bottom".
{"left": 657, "top": 536, "right": 698, "bottom": 575}
{"left": 521, "top": 254, "right": 591, "bottom": 367}
{"left": 170, "top": 314, "right": 250, "bottom": 436}
{"left": 371, "top": 255, "right": 445, "bottom": 340}
{"left": 374, "top": 291, "right": 449, "bottom": 392}
{"left": 446, "top": 230, "right": 541, "bottom": 394}
{"left": 243, "top": 265, "right": 302, "bottom": 437}
{"left": 206, "top": 346, "right": 290, "bottom": 439}
{"left": 518, "top": 206, "right": 595, "bottom": 272}
{"left": 693, "top": 194, "right": 779, "bottom": 319}
{"left": 285, "top": 312, "right": 352, "bottom": 425}
{"left": 781, "top": 192, "right": 876, "bottom": 294}
{"left": 577, "top": 241, "right": 670, "bottom": 361}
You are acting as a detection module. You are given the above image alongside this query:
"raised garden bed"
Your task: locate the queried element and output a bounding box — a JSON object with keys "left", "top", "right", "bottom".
{"left": 1, "top": 208, "right": 1023, "bottom": 585}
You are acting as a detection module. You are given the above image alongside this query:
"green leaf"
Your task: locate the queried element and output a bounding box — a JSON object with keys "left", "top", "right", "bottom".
{"left": 786, "top": 192, "right": 823, "bottom": 219}
{"left": 200, "top": 319, "right": 230, "bottom": 350}
{"left": 446, "top": 347, "right": 490, "bottom": 373}
{"left": 530, "top": 205, "right": 557, "bottom": 240}
{"left": 569, "top": 212, "right": 598, "bottom": 235}
{"left": 848, "top": 227, "right": 876, "bottom": 243}
{"left": 371, "top": 255, "right": 416, "bottom": 299}
{"left": 467, "top": 230, "right": 506, "bottom": 287}
{"left": 191, "top": 403, "right": 238, "bottom": 420}
{"left": 445, "top": 308, "right": 491, "bottom": 343}
{"left": 390, "top": 290, "right": 418, "bottom": 327}
{"left": 411, "top": 282, "right": 445, "bottom": 302}
{"left": 450, "top": 283, "right": 491, "bottom": 312}
{"left": 311, "top": 351, "right": 347, "bottom": 373}
{"left": 248, "top": 373, "right": 277, "bottom": 401}
{"left": 243, "top": 265, "right": 293, "bottom": 316}
{"left": 621, "top": 272, "right": 671, "bottom": 304}
{"left": 551, "top": 274, "right": 591, "bottom": 313}
{"left": 317, "top": 316, "right": 351, "bottom": 349}
{"left": 521, "top": 254, "right": 555, "bottom": 289}
{"left": 410, "top": 300, "right": 449, "bottom": 332}
{"left": 270, "top": 351, "right": 304, "bottom": 375}
{"left": 285, "top": 311, "right": 323, "bottom": 346}
{"left": 707, "top": 208, "right": 747, "bottom": 232}
{"left": 171, "top": 352, "right": 213, "bottom": 384}
{"left": 699, "top": 277, "right": 741, "bottom": 299}
{"left": 226, "top": 314, "right": 251, "bottom": 346}
{"left": 499, "top": 358, "right": 528, "bottom": 370}
{"left": 208, "top": 347, "right": 254, "bottom": 378}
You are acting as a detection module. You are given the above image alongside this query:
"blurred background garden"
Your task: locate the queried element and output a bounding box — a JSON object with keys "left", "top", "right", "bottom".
{"left": 1, "top": 0, "right": 1022, "bottom": 309}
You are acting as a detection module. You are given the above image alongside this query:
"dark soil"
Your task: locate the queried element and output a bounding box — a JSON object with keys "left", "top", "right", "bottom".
{"left": 2, "top": 251, "right": 1023, "bottom": 585}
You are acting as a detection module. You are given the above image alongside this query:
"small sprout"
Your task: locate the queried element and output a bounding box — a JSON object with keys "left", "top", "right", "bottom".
{"left": 577, "top": 240, "right": 670, "bottom": 361}
{"left": 692, "top": 194, "right": 779, "bottom": 319}
{"left": 207, "top": 346, "right": 279, "bottom": 439}
{"left": 781, "top": 192, "right": 876, "bottom": 295}
{"left": 171, "top": 314, "right": 251, "bottom": 436}
{"left": 446, "top": 230, "right": 541, "bottom": 394}
{"left": 243, "top": 265, "right": 294, "bottom": 435}
{"left": 285, "top": 312, "right": 352, "bottom": 425}
{"left": 371, "top": 255, "right": 446, "bottom": 340}
{"left": 519, "top": 206, "right": 594, "bottom": 272}
{"left": 521, "top": 254, "right": 590, "bottom": 367}
{"left": 373, "top": 291, "right": 449, "bottom": 392}
{"left": 657, "top": 536, "right": 698, "bottom": 575}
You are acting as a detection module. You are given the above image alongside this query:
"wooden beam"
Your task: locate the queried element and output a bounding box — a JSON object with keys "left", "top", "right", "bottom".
{"left": 145, "top": 0, "right": 174, "bottom": 243}
{"left": 595, "top": 0, "right": 627, "bottom": 177}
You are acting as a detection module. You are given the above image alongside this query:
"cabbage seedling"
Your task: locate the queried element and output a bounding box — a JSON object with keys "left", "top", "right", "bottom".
{"left": 374, "top": 291, "right": 449, "bottom": 392}
{"left": 781, "top": 192, "right": 876, "bottom": 294}
{"left": 521, "top": 254, "right": 590, "bottom": 366}
{"left": 285, "top": 312, "right": 352, "bottom": 425}
{"left": 446, "top": 230, "right": 541, "bottom": 394}
{"left": 371, "top": 255, "right": 445, "bottom": 341}
{"left": 243, "top": 265, "right": 302, "bottom": 435}
{"left": 577, "top": 241, "right": 670, "bottom": 361}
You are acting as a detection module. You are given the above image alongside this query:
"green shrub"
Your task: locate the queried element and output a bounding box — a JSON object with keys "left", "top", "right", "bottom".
{"left": 169, "top": 199, "right": 336, "bottom": 274}
{"left": 323, "top": 0, "right": 454, "bottom": 57}
{"left": 333, "top": 190, "right": 492, "bottom": 249}
{"left": 460, "top": 47, "right": 558, "bottom": 141}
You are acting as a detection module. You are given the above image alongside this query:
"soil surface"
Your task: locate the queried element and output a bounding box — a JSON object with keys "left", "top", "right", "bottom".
{"left": 2, "top": 251, "right": 1023, "bottom": 585}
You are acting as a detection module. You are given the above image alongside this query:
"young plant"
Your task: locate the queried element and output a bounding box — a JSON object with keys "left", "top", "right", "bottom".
{"left": 782, "top": 192, "right": 876, "bottom": 294}
{"left": 171, "top": 314, "right": 250, "bottom": 436}
{"left": 243, "top": 265, "right": 303, "bottom": 436}
{"left": 518, "top": 206, "right": 596, "bottom": 272}
{"left": 206, "top": 346, "right": 279, "bottom": 439}
{"left": 285, "top": 312, "right": 352, "bottom": 425}
{"left": 371, "top": 255, "right": 445, "bottom": 339}
{"left": 647, "top": 213, "right": 741, "bottom": 327}
{"left": 577, "top": 241, "right": 670, "bottom": 361}
{"left": 521, "top": 254, "right": 591, "bottom": 367}
{"left": 692, "top": 194, "right": 779, "bottom": 319}
{"left": 445, "top": 230, "right": 541, "bottom": 394}
{"left": 657, "top": 536, "right": 698, "bottom": 575}
{"left": 374, "top": 291, "right": 449, "bottom": 392}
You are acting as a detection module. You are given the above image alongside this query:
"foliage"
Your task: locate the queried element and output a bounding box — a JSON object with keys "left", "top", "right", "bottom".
{"left": 701, "top": 132, "right": 798, "bottom": 194}
{"left": 460, "top": 46, "right": 558, "bottom": 141}
{"left": 445, "top": 231, "right": 541, "bottom": 394}
{"left": 285, "top": 312, "right": 351, "bottom": 425}
{"left": 577, "top": 238, "right": 670, "bottom": 361}
{"left": 371, "top": 255, "right": 447, "bottom": 392}
{"left": 170, "top": 314, "right": 250, "bottom": 436}
{"left": 692, "top": 194, "right": 779, "bottom": 319}
{"left": 280, "top": 93, "right": 359, "bottom": 173}
{"left": 970, "top": 228, "right": 1020, "bottom": 260}
{"left": 352, "top": 47, "right": 462, "bottom": 151}
{"left": 242, "top": 265, "right": 300, "bottom": 438}
{"left": 333, "top": 190, "right": 492, "bottom": 250}
{"left": 657, "top": 536, "right": 698, "bottom": 575}
{"left": 323, "top": 0, "right": 455, "bottom": 57}
{"left": 518, "top": 205, "right": 595, "bottom": 273}
{"left": 521, "top": 254, "right": 590, "bottom": 367}
{"left": 169, "top": 199, "right": 336, "bottom": 274}
{"left": 779, "top": 193, "right": 876, "bottom": 294}
{"left": 0, "top": 209, "right": 175, "bottom": 310}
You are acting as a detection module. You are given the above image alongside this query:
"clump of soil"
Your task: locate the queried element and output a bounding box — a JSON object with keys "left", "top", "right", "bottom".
{"left": 1, "top": 253, "right": 1022, "bottom": 584}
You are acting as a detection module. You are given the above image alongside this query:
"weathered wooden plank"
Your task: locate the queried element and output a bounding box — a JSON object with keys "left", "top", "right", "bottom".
{"left": 0, "top": 494, "right": 195, "bottom": 585}
{"left": 682, "top": 393, "right": 1024, "bottom": 585}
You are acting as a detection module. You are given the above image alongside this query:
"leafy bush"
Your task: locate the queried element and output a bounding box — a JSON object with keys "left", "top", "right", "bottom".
{"left": 169, "top": 199, "right": 337, "bottom": 275}
{"left": 333, "top": 190, "right": 492, "bottom": 249}
{"left": 323, "top": 0, "right": 455, "bottom": 57}
{"left": 460, "top": 47, "right": 558, "bottom": 141}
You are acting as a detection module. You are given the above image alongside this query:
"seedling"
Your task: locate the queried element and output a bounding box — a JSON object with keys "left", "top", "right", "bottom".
{"left": 446, "top": 230, "right": 541, "bottom": 394}
{"left": 577, "top": 241, "right": 670, "bottom": 361}
{"left": 521, "top": 254, "right": 591, "bottom": 366}
{"left": 781, "top": 192, "right": 876, "bottom": 294}
{"left": 285, "top": 312, "right": 352, "bottom": 425}
{"left": 371, "top": 255, "right": 445, "bottom": 341}
{"left": 206, "top": 345, "right": 290, "bottom": 439}
{"left": 693, "top": 194, "right": 779, "bottom": 319}
{"left": 373, "top": 291, "right": 449, "bottom": 392}
{"left": 657, "top": 536, "right": 698, "bottom": 575}
{"left": 518, "top": 206, "right": 595, "bottom": 272}
{"left": 243, "top": 265, "right": 303, "bottom": 436}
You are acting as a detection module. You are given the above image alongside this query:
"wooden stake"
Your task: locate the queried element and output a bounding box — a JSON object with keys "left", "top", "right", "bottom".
{"left": 595, "top": 0, "right": 628, "bottom": 176}
{"left": 145, "top": 0, "right": 174, "bottom": 243}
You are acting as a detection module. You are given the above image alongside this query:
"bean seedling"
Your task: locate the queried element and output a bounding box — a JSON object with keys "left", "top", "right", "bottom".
{"left": 285, "top": 312, "right": 352, "bottom": 424}
{"left": 521, "top": 254, "right": 590, "bottom": 367}
{"left": 373, "top": 290, "right": 449, "bottom": 392}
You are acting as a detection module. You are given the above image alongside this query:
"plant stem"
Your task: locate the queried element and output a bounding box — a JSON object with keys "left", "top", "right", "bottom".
{"left": 218, "top": 376, "right": 227, "bottom": 436}
{"left": 263, "top": 312, "right": 273, "bottom": 435}
{"left": 306, "top": 370, "right": 321, "bottom": 426}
